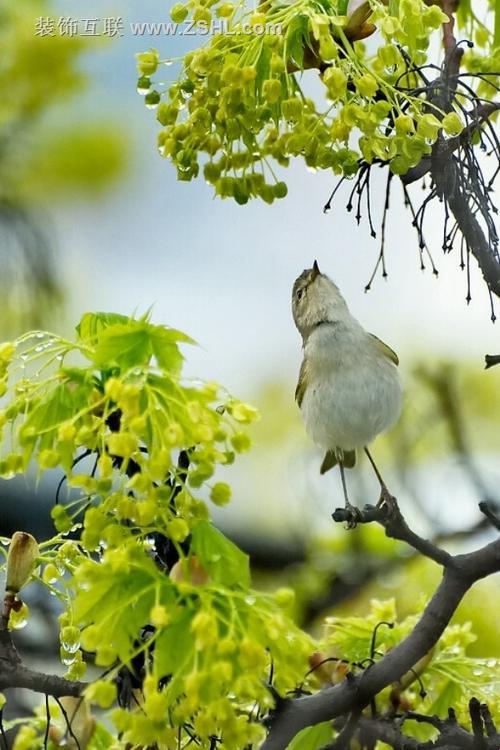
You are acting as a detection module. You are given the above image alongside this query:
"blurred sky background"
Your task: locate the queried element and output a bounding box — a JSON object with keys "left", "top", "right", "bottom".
{"left": 48, "top": 0, "right": 499, "bottom": 389}
{"left": 10, "top": 0, "right": 500, "bottom": 539}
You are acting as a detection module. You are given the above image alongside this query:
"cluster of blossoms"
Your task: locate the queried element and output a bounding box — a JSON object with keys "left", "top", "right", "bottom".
{"left": 134, "top": 0, "right": 496, "bottom": 204}
{"left": 0, "top": 312, "right": 315, "bottom": 746}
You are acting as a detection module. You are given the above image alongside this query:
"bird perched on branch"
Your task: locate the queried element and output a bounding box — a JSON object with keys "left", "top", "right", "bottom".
{"left": 292, "top": 261, "right": 402, "bottom": 521}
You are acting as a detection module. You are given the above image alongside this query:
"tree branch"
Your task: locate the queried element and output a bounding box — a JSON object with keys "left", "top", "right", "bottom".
{"left": 441, "top": 0, "right": 459, "bottom": 57}
{"left": 0, "top": 665, "right": 85, "bottom": 698}
{"left": 327, "top": 702, "right": 500, "bottom": 750}
{"left": 485, "top": 354, "right": 500, "bottom": 370}
{"left": 259, "top": 506, "right": 500, "bottom": 750}
{"left": 332, "top": 497, "right": 453, "bottom": 567}
{"left": 479, "top": 501, "right": 500, "bottom": 531}
{"left": 402, "top": 102, "right": 500, "bottom": 186}
{"left": 0, "top": 625, "right": 86, "bottom": 699}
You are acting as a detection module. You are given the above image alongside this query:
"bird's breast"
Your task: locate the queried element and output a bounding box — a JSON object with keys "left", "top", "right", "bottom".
{"left": 301, "top": 332, "right": 402, "bottom": 451}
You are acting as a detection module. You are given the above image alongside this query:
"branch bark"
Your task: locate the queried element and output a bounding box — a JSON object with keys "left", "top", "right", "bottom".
{"left": 0, "top": 623, "right": 86, "bottom": 699}
{"left": 259, "top": 500, "right": 500, "bottom": 750}
{"left": 485, "top": 354, "right": 500, "bottom": 370}
{"left": 327, "top": 703, "right": 500, "bottom": 750}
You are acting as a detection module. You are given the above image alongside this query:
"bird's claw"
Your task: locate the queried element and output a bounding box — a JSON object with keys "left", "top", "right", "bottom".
{"left": 332, "top": 503, "right": 362, "bottom": 529}
{"left": 377, "top": 485, "right": 397, "bottom": 515}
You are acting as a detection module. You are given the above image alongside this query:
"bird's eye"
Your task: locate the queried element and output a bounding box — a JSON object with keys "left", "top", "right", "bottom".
{"left": 296, "top": 288, "right": 304, "bottom": 301}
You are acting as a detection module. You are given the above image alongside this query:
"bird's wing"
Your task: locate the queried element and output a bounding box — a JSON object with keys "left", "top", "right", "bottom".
{"left": 295, "top": 358, "right": 308, "bottom": 407}
{"left": 369, "top": 334, "right": 399, "bottom": 366}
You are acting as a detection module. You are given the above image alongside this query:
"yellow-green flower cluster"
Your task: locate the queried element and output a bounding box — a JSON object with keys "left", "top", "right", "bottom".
{"left": 139, "top": 0, "right": 473, "bottom": 202}
{"left": 0, "top": 312, "right": 319, "bottom": 747}
{"left": 0, "top": 312, "right": 258, "bottom": 515}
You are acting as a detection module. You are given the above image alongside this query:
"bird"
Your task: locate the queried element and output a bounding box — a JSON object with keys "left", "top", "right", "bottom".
{"left": 292, "top": 260, "right": 402, "bottom": 520}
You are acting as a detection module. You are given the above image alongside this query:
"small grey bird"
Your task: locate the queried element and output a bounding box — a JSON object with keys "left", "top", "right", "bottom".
{"left": 292, "top": 261, "right": 402, "bottom": 515}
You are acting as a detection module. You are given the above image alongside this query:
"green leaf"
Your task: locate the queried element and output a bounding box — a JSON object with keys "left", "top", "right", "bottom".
{"left": 87, "top": 721, "right": 116, "bottom": 750}
{"left": 150, "top": 327, "right": 195, "bottom": 374}
{"left": 91, "top": 323, "right": 153, "bottom": 369}
{"left": 191, "top": 520, "right": 250, "bottom": 588}
{"left": 76, "top": 312, "right": 130, "bottom": 342}
{"left": 286, "top": 15, "right": 309, "bottom": 69}
{"left": 154, "top": 609, "right": 195, "bottom": 678}
{"left": 74, "top": 578, "right": 118, "bottom": 624}
{"left": 286, "top": 722, "right": 333, "bottom": 750}
{"left": 424, "top": 680, "right": 462, "bottom": 731}
{"left": 75, "top": 564, "right": 158, "bottom": 660}
{"left": 255, "top": 43, "right": 272, "bottom": 93}
{"left": 22, "top": 380, "right": 88, "bottom": 453}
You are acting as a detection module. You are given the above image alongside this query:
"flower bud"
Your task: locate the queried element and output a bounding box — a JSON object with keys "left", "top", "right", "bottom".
{"left": 262, "top": 79, "right": 282, "bottom": 104}
{"left": 171, "top": 3, "right": 189, "bottom": 22}
{"left": 6, "top": 532, "right": 39, "bottom": 594}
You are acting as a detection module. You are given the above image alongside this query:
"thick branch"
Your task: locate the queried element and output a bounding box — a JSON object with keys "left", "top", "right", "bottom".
{"left": 442, "top": 0, "right": 458, "bottom": 56}
{"left": 260, "top": 515, "right": 500, "bottom": 750}
{"left": 0, "top": 626, "right": 86, "bottom": 699}
{"left": 0, "top": 665, "right": 85, "bottom": 698}
{"left": 432, "top": 151, "right": 500, "bottom": 297}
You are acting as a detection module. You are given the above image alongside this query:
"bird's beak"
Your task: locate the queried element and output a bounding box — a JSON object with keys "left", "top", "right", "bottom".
{"left": 311, "top": 260, "right": 321, "bottom": 280}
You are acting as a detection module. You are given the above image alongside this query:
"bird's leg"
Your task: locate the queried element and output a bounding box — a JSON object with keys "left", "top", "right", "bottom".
{"left": 339, "top": 462, "right": 360, "bottom": 527}
{"left": 364, "top": 447, "right": 395, "bottom": 510}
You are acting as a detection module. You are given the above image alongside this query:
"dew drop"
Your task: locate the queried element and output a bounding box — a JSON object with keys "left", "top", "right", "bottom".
{"left": 62, "top": 641, "right": 81, "bottom": 654}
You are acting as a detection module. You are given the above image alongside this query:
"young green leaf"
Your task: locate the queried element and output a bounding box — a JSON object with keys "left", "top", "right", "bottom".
{"left": 191, "top": 520, "right": 250, "bottom": 588}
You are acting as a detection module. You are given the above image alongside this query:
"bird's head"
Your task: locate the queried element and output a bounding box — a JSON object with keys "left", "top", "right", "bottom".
{"left": 292, "top": 261, "right": 349, "bottom": 339}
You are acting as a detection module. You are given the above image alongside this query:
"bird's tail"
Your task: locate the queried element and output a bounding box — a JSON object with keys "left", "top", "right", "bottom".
{"left": 320, "top": 448, "right": 356, "bottom": 475}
